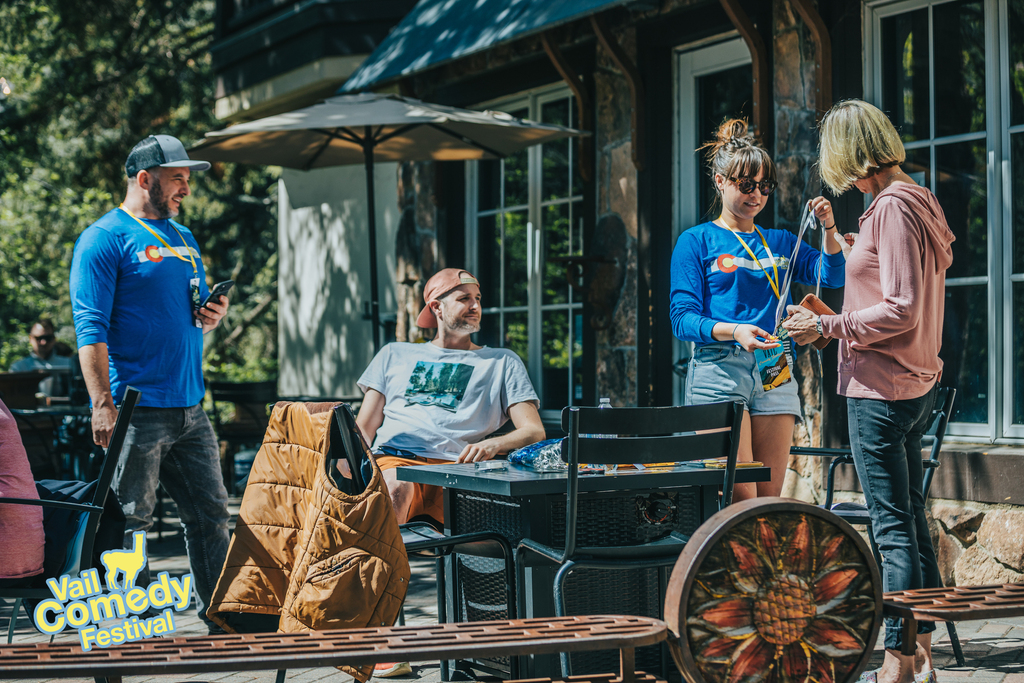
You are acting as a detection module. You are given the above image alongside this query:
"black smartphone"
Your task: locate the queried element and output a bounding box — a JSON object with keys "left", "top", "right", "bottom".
{"left": 200, "top": 280, "right": 234, "bottom": 310}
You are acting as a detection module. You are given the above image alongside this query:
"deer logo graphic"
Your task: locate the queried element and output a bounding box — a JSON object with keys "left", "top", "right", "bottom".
{"left": 101, "top": 531, "right": 147, "bottom": 591}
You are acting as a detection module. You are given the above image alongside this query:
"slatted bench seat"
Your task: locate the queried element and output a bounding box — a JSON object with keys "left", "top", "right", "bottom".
{"left": 2, "top": 498, "right": 892, "bottom": 683}
{"left": 884, "top": 583, "right": 1024, "bottom": 656}
{"left": 0, "top": 615, "right": 667, "bottom": 683}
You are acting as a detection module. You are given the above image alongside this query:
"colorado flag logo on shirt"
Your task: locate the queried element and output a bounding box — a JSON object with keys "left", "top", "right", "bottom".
{"left": 136, "top": 246, "right": 200, "bottom": 263}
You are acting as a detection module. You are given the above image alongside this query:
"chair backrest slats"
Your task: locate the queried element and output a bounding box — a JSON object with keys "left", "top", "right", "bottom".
{"left": 81, "top": 386, "right": 140, "bottom": 573}
{"left": 922, "top": 386, "right": 955, "bottom": 499}
{"left": 562, "top": 431, "right": 734, "bottom": 466}
{"left": 559, "top": 401, "right": 743, "bottom": 559}
{"left": 91, "top": 387, "right": 140, "bottom": 509}
{"left": 560, "top": 402, "right": 736, "bottom": 436}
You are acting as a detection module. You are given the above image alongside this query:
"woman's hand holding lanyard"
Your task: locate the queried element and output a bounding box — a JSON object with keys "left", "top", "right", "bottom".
{"left": 723, "top": 322, "right": 782, "bottom": 353}
{"left": 718, "top": 225, "right": 785, "bottom": 354}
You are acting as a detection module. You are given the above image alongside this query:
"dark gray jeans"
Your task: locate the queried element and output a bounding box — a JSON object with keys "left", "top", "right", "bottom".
{"left": 848, "top": 384, "right": 941, "bottom": 650}
{"left": 112, "top": 404, "right": 230, "bottom": 628}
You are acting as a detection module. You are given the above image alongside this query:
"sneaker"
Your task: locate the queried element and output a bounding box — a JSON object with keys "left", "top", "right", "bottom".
{"left": 374, "top": 662, "right": 413, "bottom": 678}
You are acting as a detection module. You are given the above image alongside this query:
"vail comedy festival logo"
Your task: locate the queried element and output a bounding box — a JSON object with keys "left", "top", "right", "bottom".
{"left": 32, "top": 531, "right": 193, "bottom": 651}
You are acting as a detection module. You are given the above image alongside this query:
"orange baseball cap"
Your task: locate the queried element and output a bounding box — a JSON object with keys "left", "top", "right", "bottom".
{"left": 416, "top": 268, "right": 480, "bottom": 329}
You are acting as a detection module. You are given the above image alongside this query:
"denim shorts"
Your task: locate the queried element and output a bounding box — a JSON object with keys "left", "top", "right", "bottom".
{"left": 684, "top": 341, "right": 802, "bottom": 418}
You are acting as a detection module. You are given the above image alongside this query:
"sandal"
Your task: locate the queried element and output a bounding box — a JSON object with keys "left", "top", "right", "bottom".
{"left": 374, "top": 662, "right": 413, "bottom": 678}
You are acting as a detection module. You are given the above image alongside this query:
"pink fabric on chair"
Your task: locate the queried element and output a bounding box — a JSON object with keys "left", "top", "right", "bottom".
{"left": 0, "top": 399, "right": 44, "bottom": 579}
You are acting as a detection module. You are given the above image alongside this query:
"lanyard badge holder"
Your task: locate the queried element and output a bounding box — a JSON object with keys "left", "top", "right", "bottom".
{"left": 119, "top": 205, "right": 203, "bottom": 328}
{"left": 724, "top": 226, "right": 792, "bottom": 392}
{"left": 761, "top": 202, "right": 830, "bottom": 393}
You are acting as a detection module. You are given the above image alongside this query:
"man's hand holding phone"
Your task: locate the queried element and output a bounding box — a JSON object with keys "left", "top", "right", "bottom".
{"left": 195, "top": 280, "right": 233, "bottom": 333}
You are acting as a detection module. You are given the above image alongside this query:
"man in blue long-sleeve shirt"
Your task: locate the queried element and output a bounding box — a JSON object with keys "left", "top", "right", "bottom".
{"left": 70, "top": 135, "right": 230, "bottom": 632}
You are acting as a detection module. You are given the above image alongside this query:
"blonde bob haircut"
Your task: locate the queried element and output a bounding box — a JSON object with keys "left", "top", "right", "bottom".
{"left": 818, "top": 99, "right": 905, "bottom": 195}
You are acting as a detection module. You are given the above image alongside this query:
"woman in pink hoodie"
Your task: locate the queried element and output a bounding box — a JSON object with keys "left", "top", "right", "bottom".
{"left": 784, "top": 100, "right": 956, "bottom": 683}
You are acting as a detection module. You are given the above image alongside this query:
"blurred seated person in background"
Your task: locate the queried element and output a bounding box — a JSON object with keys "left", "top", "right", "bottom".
{"left": 0, "top": 397, "right": 45, "bottom": 587}
{"left": 10, "top": 318, "right": 74, "bottom": 397}
{"left": 353, "top": 268, "right": 545, "bottom": 525}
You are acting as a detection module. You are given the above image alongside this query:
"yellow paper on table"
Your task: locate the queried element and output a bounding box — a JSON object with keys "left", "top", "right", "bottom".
{"left": 701, "top": 459, "right": 764, "bottom": 469}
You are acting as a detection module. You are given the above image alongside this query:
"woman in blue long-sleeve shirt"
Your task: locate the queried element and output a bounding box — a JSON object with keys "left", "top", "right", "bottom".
{"left": 670, "top": 118, "right": 846, "bottom": 499}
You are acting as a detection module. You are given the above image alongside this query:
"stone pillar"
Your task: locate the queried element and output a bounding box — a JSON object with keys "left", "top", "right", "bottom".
{"left": 593, "top": 26, "right": 639, "bottom": 407}
{"left": 395, "top": 161, "right": 437, "bottom": 343}
{"left": 774, "top": 0, "right": 828, "bottom": 500}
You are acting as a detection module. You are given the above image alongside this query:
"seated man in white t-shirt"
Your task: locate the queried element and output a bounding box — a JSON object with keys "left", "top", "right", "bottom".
{"left": 355, "top": 268, "right": 545, "bottom": 526}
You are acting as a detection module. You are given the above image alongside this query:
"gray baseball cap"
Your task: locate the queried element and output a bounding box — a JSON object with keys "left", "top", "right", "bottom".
{"left": 125, "top": 135, "right": 211, "bottom": 178}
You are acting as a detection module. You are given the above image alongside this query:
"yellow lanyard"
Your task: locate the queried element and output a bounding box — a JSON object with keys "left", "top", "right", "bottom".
{"left": 720, "top": 223, "right": 782, "bottom": 301}
{"left": 119, "top": 204, "right": 198, "bottom": 277}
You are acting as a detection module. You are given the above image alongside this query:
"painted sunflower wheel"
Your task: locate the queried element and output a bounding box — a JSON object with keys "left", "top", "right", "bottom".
{"left": 666, "top": 497, "right": 882, "bottom": 683}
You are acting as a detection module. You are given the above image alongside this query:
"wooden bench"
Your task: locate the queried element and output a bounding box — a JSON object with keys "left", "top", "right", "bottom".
{"left": 884, "top": 583, "right": 1024, "bottom": 656}
{"left": 1, "top": 498, "right": 890, "bottom": 683}
{"left": 0, "top": 615, "right": 666, "bottom": 683}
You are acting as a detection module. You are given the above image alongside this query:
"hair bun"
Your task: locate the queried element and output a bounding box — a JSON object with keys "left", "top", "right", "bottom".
{"left": 717, "top": 118, "right": 750, "bottom": 145}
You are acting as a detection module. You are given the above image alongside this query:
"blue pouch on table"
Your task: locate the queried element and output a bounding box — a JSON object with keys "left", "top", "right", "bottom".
{"left": 508, "top": 439, "right": 567, "bottom": 472}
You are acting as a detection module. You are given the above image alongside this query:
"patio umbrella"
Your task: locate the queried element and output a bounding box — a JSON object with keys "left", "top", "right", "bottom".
{"left": 190, "top": 92, "right": 585, "bottom": 351}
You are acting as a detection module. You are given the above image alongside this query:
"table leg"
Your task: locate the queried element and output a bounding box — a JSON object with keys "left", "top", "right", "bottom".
{"left": 900, "top": 617, "right": 918, "bottom": 657}
{"left": 618, "top": 647, "right": 635, "bottom": 683}
{"left": 700, "top": 484, "right": 719, "bottom": 522}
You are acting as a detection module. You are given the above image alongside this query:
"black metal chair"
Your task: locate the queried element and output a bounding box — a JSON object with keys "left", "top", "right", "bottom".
{"left": 328, "top": 403, "right": 518, "bottom": 679}
{"left": 516, "top": 401, "right": 744, "bottom": 677}
{"left": 791, "top": 386, "right": 963, "bottom": 666}
{"left": 0, "top": 386, "right": 140, "bottom": 642}
{"left": 209, "top": 380, "right": 279, "bottom": 494}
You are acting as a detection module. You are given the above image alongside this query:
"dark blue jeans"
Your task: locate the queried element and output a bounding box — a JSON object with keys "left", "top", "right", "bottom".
{"left": 112, "top": 405, "right": 230, "bottom": 629}
{"left": 848, "top": 384, "right": 941, "bottom": 650}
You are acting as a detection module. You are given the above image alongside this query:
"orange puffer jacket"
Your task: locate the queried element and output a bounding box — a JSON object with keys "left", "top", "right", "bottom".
{"left": 207, "top": 402, "right": 410, "bottom": 681}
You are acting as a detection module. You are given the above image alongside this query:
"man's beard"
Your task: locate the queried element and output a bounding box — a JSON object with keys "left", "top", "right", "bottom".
{"left": 147, "top": 176, "right": 175, "bottom": 219}
{"left": 440, "top": 306, "right": 480, "bottom": 334}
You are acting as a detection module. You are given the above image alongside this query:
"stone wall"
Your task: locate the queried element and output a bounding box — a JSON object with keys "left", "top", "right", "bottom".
{"left": 593, "top": 25, "right": 638, "bottom": 407}
{"left": 774, "top": 0, "right": 829, "bottom": 501}
{"left": 829, "top": 492, "right": 1024, "bottom": 587}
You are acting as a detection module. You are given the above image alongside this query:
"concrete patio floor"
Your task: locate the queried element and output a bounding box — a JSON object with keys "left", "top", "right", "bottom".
{"left": 3, "top": 496, "right": 1024, "bottom": 683}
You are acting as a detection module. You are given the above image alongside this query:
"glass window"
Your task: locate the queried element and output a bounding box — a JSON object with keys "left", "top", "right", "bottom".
{"left": 881, "top": 8, "right": 930, "bottom": 142}
{"left": 932, "top": 0, "right": 986, "bottom": 137}
{"left": 696, "top": 64, "right": 754, "bottom": 219}
{"left": 876, "top": 0, "right": 990, "bottom": 429}
{"left": 469, "top": 91, "right": 584, "bottom": 413}
{"left": 1009, "top": 0, "right": 1024, "bottom": 126}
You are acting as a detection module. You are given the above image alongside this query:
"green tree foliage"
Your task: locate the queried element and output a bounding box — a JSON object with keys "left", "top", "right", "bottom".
{"left": 0, "top": 0, "right": 278, "bottom": 381}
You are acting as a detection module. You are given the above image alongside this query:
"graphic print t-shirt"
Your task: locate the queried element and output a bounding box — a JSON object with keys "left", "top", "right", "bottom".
{"left": 358, "top": 342, "right": 539, "bottom": 461}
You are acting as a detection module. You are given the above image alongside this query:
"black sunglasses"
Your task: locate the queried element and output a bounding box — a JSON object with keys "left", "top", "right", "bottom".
{"left": 729, "top": 176, "right": 777, "bottom": 196}
{"left": 31, "top": 334, "right": 55, "bottom": 342}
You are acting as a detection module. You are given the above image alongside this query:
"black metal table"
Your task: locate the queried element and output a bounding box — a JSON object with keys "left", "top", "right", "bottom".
{"left": 397, "top": 462, "right": 770, "bottom": 679}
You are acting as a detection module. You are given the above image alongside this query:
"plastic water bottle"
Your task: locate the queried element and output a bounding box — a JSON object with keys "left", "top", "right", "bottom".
{"left": 591, "top": 397, "right": 617, "bottom": 472}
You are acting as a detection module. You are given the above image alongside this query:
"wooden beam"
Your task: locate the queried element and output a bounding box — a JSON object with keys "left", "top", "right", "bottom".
{"left": 542, "top": 31, "right": 593, "bottom": 183}
{"left": 789, "top": 0, "right": 833, "bottom": 120}
{"left": 590, "top": 14, "right": 645, "bottom": 172}
{"left": 717, "top": 0, "right": 771, "bottom": 142}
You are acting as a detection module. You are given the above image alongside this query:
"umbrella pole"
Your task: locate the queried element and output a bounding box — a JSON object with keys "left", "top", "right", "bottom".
{"left": 363, "top": 127, "right": 382, "bottom": 353}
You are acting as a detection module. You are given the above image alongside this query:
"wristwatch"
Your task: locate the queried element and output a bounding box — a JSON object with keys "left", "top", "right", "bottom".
{"left": 814, "top": 317, "right": 823, "bottom": 337}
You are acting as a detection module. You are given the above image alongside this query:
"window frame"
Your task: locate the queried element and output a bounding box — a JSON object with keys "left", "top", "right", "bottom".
{"left": 465, "top": 84, "right": 585, "bottom": 420}
{"left": 865, "top": 0, "right": 1007, "bottom": 440}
